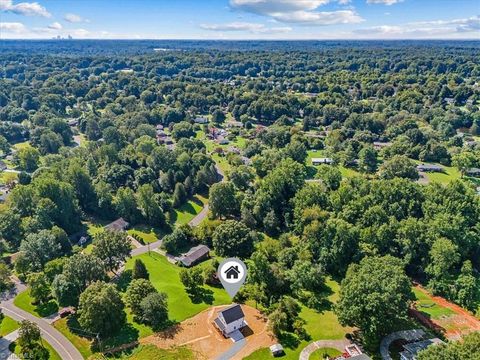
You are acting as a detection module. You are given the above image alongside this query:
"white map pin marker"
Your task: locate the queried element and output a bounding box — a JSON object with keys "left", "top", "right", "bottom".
{"left": 218, "top": 258, "right": 247, "bottom": 298}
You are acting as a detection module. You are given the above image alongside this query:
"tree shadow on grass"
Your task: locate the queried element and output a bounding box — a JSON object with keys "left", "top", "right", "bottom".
{"left": 116, "top": 269, "right": 132, "bottom": 292}
{"left": 95, "top": 322, "right": 140, "bottom": 352}
{"left": 187, "top": 287, "right": 214, "bottom": 305}
{"left": 278, "top": 332, "right": 301, "bottom": 350}
{"left": 34, "top": 299, "right": 58, "bottom": 317}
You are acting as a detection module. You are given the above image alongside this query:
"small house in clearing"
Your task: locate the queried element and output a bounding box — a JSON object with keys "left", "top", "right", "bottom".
{"left": 194, "top": 117, "right": 209, "bottom": 124}
{"left": 416, "top": 164, "right": 444, "bottom": 173}
{"left": 399, "top": 338, "right": 444, "bottom": 360}
{"left": 214, "top": 304, "right": 246, "bottom": 338}
{"left": 466, "top": 168, "right": 480, "bottom": 177}
{"left": 312, "top": 157, "right": 334, "bottom": 166}
{"left": 104, "top": 217, "right": 129, "bottom": 232}
{"left": 177, "top": 245, "right": 210, "bottom": 267}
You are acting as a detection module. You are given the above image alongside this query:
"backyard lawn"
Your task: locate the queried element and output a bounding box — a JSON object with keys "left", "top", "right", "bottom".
{"left": 0, "top": 316, "right": 19, "bottom": 336}
{"left": 311, "top": 347, "right": 342, "bottom": 359}
{"left": 54, "top": 252, "right": 230, "bottom": 358}
{"left": 245, "top": 278, "right": 351, "bottom": 360}
{"left": 13, "top": 290, "right": 58, "bottom": 317}
{"left": 124, "top": 252, "right": 230, "bottom": 322}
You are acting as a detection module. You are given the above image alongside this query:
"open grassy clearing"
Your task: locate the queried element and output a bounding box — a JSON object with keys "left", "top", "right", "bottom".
{"left": 124, "top": 252, "right": 230, "bottom": 322}
{"left": 311, "top": 347, "right": 343, "bottom": 359}
{"left": 0, "top": 316, "right": 19, "bottom": 336}
{"left": 114, "top": 344, "right": 195, "bottom": 360}
{"left": 413, "top": 287, "right": 455, "bottom": 319}
{"left": 172, "top": 194, "right": 207, "bottom": 226}
{"left": 13, "top": 290, "right": 58, "bottom": 318}
{"left": 53, "top": 317, "right": 93, "bottom": 359}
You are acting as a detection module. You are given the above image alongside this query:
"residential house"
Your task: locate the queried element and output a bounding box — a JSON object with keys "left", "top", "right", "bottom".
{"left": 466, "top": 168, "right": 480, "bottom": 177}
{"left": 416, "top": 164, "right": 444, "bottom": 173}
{"left": 214, "top": 304, "right": 246, "bottom": 337}
{"left": 312, "top": 158, "right": 334, "bottom": 166}
{"left": 399, "top": 338, "right": 444, "bottom": 360}
{"left": 177, "top": 245, "right": 210, "bottom": 267}
{"left": 194, "top": 117, "right": 209, "bottom": 124}
{"left": 104, "top": 217, "right": 129, "bottom": 232}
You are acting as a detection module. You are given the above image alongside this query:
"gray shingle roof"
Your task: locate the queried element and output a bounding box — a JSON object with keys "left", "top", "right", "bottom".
{"left": 220, "top": 304, "right": 244, "bottom": 324}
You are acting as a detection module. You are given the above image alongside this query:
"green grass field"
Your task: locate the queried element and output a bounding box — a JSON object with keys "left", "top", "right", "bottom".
{"left": 0, "top": 316, "right": 19, "bottom": 336}
{"left": 124, "top": 252, "right": 230, "bottom": 321}
{"left": 13, "top": 290, "right": 58, "bottom": 317}
{"left": 11, "top": 339, "right": 61, "bottom": 360}
{"left": 246, "top": 278, "right": 350, "bottom": 360}
{"left": 54, "top": 252, "right": 230, "bottom": 357}
{"left": 53, "top": 318, "right": 93, "bottom": 359}
{"left": 172, "top": 195, "right": 207, "bottom": 226}
{"left": 115, "top": 344, "right": 194, "bottom": 359}
{"left": 127, "top": 226, "right": 162, "bottom": 244}
{"left": 310, "top": 347, "right": 342, "bottom": 359}
{"left": 413, "top": 288, "right": 455, "bottom": 319}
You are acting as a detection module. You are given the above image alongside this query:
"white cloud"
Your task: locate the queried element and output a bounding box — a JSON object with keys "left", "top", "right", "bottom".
{"left": 64, "top": 13, "right": 88, "bottom": 23}
{"left": 354, "top": 15, "right": 480, "bottom": 38}
{"left": 201, "top": 21, "right": 292, "bottom": 33}
{"left": 0, "top": 21, "right": 26, "bottom": 33}
{"left": 366, "top": 0, "right": 403, "bottom": 5}
{"left": 48, "top": 21, "right": 62, "bottom": 30}
{"left": 230, "top": 0, "right": 364, "bottom": 25}
{"left": 0, "top": 0, "right": 51, "bottom": 17}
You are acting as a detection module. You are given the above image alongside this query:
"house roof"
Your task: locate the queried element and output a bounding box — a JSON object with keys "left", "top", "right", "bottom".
{"left": 416, "top": 164, "right": 443, "bottom": 171}
{"left": 220, "top": 304, "right": 244, "bottom": 324}
{"left": 349, "top": 355, "right": 372, "bottom": 360}
{"left": 104, "top": 217, "right": 129, "bottom": 231}
{"left": 214, "top": 317, "right": 226, "bottom": 331}
{"left": 178, "top": 245, "right": 210, "bottom": 267}
{"left": 403, "top": 338, "right": 444, "bottom": 355}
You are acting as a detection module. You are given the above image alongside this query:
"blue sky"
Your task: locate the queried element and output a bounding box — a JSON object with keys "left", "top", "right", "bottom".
{"left": 1, "top": 0, "right": 479, "bottom": 40}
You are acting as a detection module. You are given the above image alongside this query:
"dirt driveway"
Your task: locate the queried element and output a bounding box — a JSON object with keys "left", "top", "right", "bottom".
{"left": 141, "top": 304, "right": 276, "bottom": 359}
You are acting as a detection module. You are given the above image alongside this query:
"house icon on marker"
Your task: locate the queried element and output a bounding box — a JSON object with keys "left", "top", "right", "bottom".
{"left": 224, "top": 265, "right": 240, "bottom": 280}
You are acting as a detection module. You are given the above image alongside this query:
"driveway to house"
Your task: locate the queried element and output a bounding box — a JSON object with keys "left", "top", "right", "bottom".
{"left": 299, "top": 339, "right": 351, "bottom": 360}
{"left": 0, "top": 281, "right": 83, "bottom": 360}
{"left": 379, "top": 329, "right": 425, "bottom": 360}
{"left": 215, "top": 338, "right": 246, "bottom": 360}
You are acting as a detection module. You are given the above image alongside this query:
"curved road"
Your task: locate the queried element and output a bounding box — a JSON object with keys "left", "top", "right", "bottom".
{"left": 0, "top": 282, "right": 83, "bottom": 360}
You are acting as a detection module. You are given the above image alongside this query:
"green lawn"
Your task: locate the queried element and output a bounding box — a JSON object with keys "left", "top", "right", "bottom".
{"left": 124, "top": 252, "right": 230, "bottom": 322}
{"left": 0, "top": 316, "right": 19, "bottom": 336}
{"left": 13, "top": 290, "right": 58, "bottom": 317}
{"left": 115, "top": 344, "right": 194, "bottom": 360}
{"left": 11, "top": 339, "right": 62, "bottom": 360}
{"left": 422, "top": 165, "right": 461, "bottom": 184}
{"left": 172, "top": 195, "right": 207, "bottom": 226}
{"left": 310, "top": 347, "right": 342, "bottom": 359}
{"left": 54, "top": 252, "right": 230, "bottom": 358}
{"left": 246, "top": 278, "right": 350, "bottom": 360}
{"left": 128, "top": 226, "right": 163, "bottom": 244}
{"left": 0, "top": 171, "right": 17, "bottom": 185}
{"left": 413, "top": 288, "right": 455, "bottom": 319}
{"left": 53, "top": 318, "right": 93, "bottom": 359}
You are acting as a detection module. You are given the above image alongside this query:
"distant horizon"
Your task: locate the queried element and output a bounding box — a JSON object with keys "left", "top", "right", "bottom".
{"left": 1, "top": 0, "right": 479, "bottom": 41}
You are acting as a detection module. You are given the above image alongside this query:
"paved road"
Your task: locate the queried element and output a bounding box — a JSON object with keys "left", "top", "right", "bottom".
{"left": 0, "top": 282, "right": 83, "bottom": 360}
{"left": 215, "top": 338, "right": 246, "bottom": 360}
{"left": 299, "top": 339, "right": 350, "bottom": 360}
{"left": 379, "top": 329, "right": 425, "bottom": 360}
